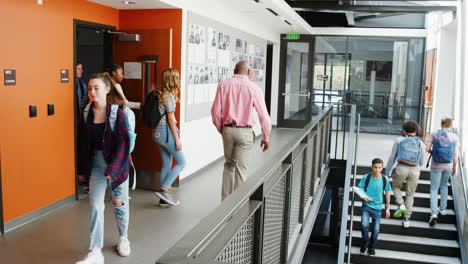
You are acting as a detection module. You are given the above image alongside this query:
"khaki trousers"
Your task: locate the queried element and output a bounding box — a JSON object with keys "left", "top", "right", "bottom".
{"left": 221, "top": 127, "right": 254, "bottom": 200}
{"left": 392, "top": 165, "right": 420, "bottom": 218}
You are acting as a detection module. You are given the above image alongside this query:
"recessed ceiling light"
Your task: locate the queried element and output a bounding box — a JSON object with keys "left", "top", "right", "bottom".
{"left": 122, "top": 1, "right": 136, "bottom": 4}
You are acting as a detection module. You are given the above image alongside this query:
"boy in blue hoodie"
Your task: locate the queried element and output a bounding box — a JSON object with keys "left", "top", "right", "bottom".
{"left": 358, "top": 158, "right": 392, "bottom": 256}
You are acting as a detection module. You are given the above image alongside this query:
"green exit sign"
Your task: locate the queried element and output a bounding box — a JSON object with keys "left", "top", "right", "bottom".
{"left": 287, "top": 32, "right": 300, "bottom": 40}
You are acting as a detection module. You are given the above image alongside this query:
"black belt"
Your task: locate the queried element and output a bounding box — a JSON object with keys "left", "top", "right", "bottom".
{"left": 224, "top": 123, "right": 252, "bottom": 128}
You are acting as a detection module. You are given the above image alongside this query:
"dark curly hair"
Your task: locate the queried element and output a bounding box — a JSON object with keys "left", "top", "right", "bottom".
{"left": 402, "top": 120, "right": 419, "bottom": 134}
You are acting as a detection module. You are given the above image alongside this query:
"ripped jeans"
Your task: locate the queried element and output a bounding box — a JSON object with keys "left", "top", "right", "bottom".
{"left": 88, "top": 150, "right": 129, "bottom": 249}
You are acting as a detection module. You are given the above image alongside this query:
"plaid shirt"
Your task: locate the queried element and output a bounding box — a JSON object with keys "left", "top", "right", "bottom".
{"left": 78, "top": 103, "right": 130, "bottom": 190}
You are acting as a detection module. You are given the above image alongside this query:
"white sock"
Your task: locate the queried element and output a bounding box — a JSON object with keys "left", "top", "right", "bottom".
{"left": 120, "top": 236, "right": 128, "bottom": 241}
{"left": 91, "top": 247, "right": 102, "bottom": 253}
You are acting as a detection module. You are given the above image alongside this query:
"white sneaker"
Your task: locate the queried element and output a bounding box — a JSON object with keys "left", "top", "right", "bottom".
{"left": 403, "top": 218, "right": 410, "bottom": 228}
{"left": 439, "top": 208, "right": 447, "bottom": 216}
{"left": 76, "top": 250, "right": 104, "bottom": 264}
{"left": 117, "top": 238, "right": 131, "bottom": 257}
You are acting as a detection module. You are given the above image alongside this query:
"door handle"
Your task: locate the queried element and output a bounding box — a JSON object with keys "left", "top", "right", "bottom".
{"left": 282, "top": 91, "right": 311, "bottom": 99}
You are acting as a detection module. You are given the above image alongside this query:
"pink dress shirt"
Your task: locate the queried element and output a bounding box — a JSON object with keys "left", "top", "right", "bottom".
{"left": 211, "top": 74, "right": 272, "bottom": 142}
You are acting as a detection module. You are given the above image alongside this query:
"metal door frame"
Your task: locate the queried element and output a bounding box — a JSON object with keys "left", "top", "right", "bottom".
{"left": 278, "top": 34, "right": 316, "bottom": 128}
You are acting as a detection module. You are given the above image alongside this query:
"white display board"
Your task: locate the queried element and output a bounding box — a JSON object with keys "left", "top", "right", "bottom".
{"left": 185, "top": 12, "right": 267, "bottom": 122}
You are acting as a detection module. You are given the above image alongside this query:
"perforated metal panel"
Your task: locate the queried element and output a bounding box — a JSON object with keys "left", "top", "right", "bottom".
{"left": 289, "top": 154, "right": 303, "bottom": 241}
{"left": 304, "top": 144, "right": 313, "bottom": 205}
{"left": 262, "top": 174, "right": 287, "bottom": 264}
{"left": 216, "top": 215, "right": 255, "bottom": 264}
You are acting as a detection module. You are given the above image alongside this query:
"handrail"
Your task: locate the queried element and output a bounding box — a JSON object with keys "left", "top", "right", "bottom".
{"left": 157, "top": 105, "right": 334, "bottom": 264}
{"left": 452, "top": 155, "right": 468, "bottom": 264}
{"left": 336, "top": 105, "right": 357, "bottom": 264}
{"left": 346, "top": 113, "right": 360, "bottom": 264}
{"left": 458, "top": 155, "right": 468, "bottom": 209}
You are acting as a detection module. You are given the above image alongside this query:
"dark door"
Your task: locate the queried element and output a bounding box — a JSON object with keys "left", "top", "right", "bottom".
{"left": 278, "top": 35, "right": 315, "bottom": 128}
{"left": 73, "top": 20, "right": 114, "bottom": 199}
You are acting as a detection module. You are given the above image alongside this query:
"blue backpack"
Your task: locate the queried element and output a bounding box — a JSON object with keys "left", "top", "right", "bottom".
{"left": 84, "top": 104, "right": 136, "bottom": 153}
{"left": 432, "top": 130, "right": 456, "bottom": 163}
{"left": 84, "top": 104, "right": 137, "bottom": 190}
{"left": 397, "top": 136, "right": 421, "bottom": 166}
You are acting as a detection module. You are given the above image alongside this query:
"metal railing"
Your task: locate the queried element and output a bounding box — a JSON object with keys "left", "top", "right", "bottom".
{"left": 345, "top": 113, "right": 360, "bottom": 264}
{"left": 157, "top": 106, "right": 333, "bottom": 264}
{"left": 452, "top": 156, "right": 468, "bottom": 264}
{"left": 336, "top": 105, "right": 358, "bottom": 264}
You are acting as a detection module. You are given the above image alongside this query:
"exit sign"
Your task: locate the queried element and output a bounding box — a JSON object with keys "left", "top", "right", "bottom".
{"left": 287, "top": 33, "right": 300, "bottom": 40}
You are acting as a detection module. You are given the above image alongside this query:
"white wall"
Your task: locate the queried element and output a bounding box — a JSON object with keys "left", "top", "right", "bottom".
{"left": 426, "top": 13, "right": 457, "bottom": 131}
{"left": 431, "top": 22, "right": 457, "bottom": 130}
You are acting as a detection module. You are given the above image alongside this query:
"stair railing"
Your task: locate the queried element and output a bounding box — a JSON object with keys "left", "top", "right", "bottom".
{"left": 346, "top": 113, "right": 361, "bottom": 264}
{"left": 452, "top": 155, "right": 468, "bottom": 263}
{"left": 336, "top": 105, "right": 357, "bottom": 264}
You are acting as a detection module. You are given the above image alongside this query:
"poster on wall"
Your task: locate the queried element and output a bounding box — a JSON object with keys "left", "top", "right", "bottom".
{"left": 188, "top": 24, "right": 207, "bottom": 64}
{"left": 207, "top": 28, "right": 217, "bottom": 65}
{"left": 217, "top": 32, "right": 231, "bottom": 67}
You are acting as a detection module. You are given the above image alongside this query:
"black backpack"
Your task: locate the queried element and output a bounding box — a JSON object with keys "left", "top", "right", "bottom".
{"left": 141, "top": 91, "right": 166, "bottom": 128}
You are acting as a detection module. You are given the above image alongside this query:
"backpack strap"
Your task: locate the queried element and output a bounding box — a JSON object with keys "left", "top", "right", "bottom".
{"left": 83, "top": 103, "right": 91, "bottom": 122}
{"left": 365, "top": 174, "right": 388, "bottom": 193}
{"left": 382, "top": 175, "right": 387, "bottom": 193}
{"left": 109, "top": 104, "right": 119, "bottom": 132}
{"left": 364, "top": 173, "right": 371, "bottom": 192}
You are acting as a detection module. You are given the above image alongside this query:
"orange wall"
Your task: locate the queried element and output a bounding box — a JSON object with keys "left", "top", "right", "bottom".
{"left": 0, "top": 0, "right": 119, "bottom": 222}
{"left": 119, "top": 9, "right": 183, "bottom": 123}
{"left": 119, "top": 10, "right": 183, "bottom": 183}
{"left": 119, "top": 9, "right": 183, "bottom": 72}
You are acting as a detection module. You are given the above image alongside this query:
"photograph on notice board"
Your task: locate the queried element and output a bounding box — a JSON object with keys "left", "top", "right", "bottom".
{"left": 189, "top": 24, "right": 207, "bottom": 64}
{"left": 256, "top": 70, "right": 264, "bottom": 82}
{"left": 236, "top": 39, "right": 242, "bottom": 53}
{"left": 208, "top": 28, "right": 217, "bottom": 48}
{"left": 255, "top": 45, "right": 265, "bottom": 57}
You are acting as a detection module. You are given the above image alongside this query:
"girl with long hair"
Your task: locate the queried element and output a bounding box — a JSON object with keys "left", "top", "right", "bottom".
{"left": 109, "top": 63, "right": 141, "bottom": 109}
{"left": 153, "top": 68, "right": 186, "bottom": 206}
{"left": 76, "top": 72, "right": 132, "bottom": 264}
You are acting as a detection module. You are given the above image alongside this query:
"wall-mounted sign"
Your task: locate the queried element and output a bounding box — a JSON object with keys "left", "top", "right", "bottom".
{"left": 124, "top": 62, "right": 142, "bottom": 79}
{"left": 287, "top": 32, "right": 300, "bottom": 40}
{"left": 4, "top": 69, "right": 16, "bottom": 86}
{"left": 60, "top": 69, "right": 69, "bottom": 83}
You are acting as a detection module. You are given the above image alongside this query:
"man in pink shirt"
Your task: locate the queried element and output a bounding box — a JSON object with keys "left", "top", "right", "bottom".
{"left": 211, "top": 61, "right": 272, "bottom": 200}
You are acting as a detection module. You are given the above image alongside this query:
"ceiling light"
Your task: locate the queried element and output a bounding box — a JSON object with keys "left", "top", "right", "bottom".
{"left": 266, "top": 8, "right": 279, "bottom": 16}
{"left": 122, "top": 1, "right": 136, "bottom": 4}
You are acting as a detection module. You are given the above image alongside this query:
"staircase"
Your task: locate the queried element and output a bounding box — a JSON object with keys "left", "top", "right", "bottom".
{"left": 346, "top": 169, "right": 462, "bottom": 264}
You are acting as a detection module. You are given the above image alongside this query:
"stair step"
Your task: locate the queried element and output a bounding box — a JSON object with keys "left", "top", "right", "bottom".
{"left": 349, "top": 247, "right": 461, "bottom": 264}
{"left": 349, "top": 230, "right": 460, "bottom": 257}
{"left": 355, "top": 166, "right": 431, "bottom": 180}
{"left": 353, "top": 176, "right": 452, "bottom": 195}
{"left": 349, "top": 201, "right": 457, "bottom": 224}
{"left": 350, "top": 215, "right": 458, "bottom": 240}
{"left": 349, "top": 190, "right": 454, "bottom": 209}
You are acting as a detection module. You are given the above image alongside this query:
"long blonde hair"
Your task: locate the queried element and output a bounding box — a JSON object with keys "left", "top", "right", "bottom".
{"left": 157, "top": 68, "right": 180, "bottom": 103}
{"left": 89, "top": 72, "right": 126, "bottom": 106}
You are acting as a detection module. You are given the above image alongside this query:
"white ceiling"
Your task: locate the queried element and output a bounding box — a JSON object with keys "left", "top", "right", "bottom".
{"left": 86, "top": 0, "right": 314, "bottom": 42}
{"left": 87, "top": 0, "right": 177, "bottom": 9}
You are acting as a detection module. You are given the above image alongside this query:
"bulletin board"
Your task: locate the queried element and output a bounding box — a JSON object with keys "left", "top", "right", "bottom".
{"left": 185, "top": 12, "right": 267, "bottom": 122}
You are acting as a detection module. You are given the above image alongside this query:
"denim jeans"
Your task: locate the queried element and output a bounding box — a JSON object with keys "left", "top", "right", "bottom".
{"left": 89, "top": 151, "right": 129, "bottom": 249}
{"left": 430, "top": 168, "right": 451, "bottom": 216}
{"left": 361, "top": 205, "right": 381, "bottom": 249}
{"left": 152, "top": 125, "right": 186, "bottom": 189}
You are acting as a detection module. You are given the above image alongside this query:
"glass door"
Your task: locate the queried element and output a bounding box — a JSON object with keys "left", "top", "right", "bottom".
{"left": 278, "top": 36, "right": 315, "bottom": 128}
{"left": 313, "top": 53, "right": 350, "bottom": 110}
